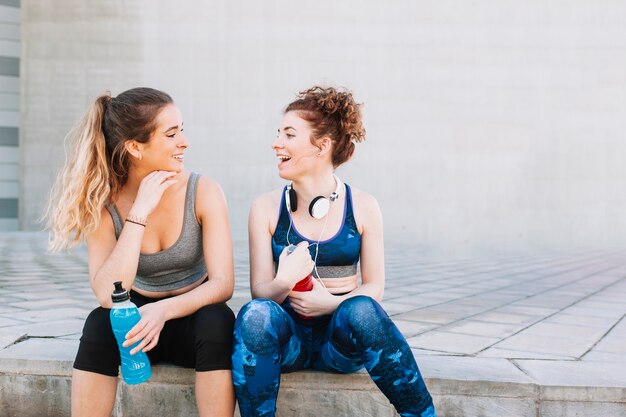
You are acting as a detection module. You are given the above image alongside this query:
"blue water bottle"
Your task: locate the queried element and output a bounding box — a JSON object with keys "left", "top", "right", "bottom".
{"left": 110, "top": 281, "right": 152, "bottom": 384}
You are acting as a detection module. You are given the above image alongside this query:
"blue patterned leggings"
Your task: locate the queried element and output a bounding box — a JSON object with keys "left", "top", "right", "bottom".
{"left": 232, "top": 295, "right": 436, "bottom": 417}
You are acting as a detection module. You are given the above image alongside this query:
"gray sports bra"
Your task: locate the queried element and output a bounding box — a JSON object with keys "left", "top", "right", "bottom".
{"left": 106, "top": 172, "right": 207, "bottom": 292}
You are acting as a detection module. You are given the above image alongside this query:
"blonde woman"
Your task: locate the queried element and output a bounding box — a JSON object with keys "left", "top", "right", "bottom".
{"left": 47, "top": 87, "right": 235, "bottom": 417}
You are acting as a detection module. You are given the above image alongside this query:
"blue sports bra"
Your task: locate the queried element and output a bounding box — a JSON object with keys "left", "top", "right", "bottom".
{"left": 271, "top": 183, "right": 361, "bottom": 279}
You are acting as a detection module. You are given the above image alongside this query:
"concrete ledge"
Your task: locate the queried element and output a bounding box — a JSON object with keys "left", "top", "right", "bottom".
{"left": 1, "top": 341, "right": 625, "bottom": 417}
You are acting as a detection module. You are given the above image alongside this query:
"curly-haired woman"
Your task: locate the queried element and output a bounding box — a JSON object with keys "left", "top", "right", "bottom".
{"left": 231, "top": 86, "right": 437, "bottom": 417}
{"left": 46, "top": 87, "right": 236, "bottom": 416}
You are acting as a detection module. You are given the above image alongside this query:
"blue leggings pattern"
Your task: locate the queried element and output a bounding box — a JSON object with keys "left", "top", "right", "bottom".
{"left": 232, "top": 296, "right": 436, "bottom": 417}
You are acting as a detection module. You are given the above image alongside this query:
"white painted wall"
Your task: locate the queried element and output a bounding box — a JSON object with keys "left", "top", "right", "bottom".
{"left": 20, "top": 1, "right": 626, "bottom": 255}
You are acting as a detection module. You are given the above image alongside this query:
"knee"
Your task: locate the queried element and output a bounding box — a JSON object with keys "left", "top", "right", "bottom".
{"left": 234, "top": 299, "right": 283, "bottom": 353}
{"left": 194, "top": 303, "right": 235, "bottom": 344}
{"left": 336, "top": 296, "right": 387, "bottom": 330}
{"left": 236, "top": 298, "right": 281, "bottom": 325}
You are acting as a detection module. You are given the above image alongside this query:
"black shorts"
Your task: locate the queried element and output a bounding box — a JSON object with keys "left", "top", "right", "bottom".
{"left": 73, "top": 290, "right": 235, "bottom": 377}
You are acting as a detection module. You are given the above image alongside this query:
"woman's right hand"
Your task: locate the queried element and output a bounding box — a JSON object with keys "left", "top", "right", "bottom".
{"left": 275, "top": 241, "right": 315, "bottom": 289}
{"left": 129, "top": 171, "right": 178, "bottom": 219}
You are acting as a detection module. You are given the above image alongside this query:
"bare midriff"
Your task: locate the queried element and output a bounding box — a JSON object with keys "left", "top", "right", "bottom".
{"left": 132, "top": 274, "right": 207, "bottom": 299}
{"left": 319, "top": 275, "right": 358, "bottom": 294}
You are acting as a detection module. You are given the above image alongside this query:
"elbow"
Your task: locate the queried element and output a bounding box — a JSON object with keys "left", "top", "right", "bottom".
{"left": 373, "top": 284, "right": 384, "bottom": 302}
{"left": 91, "top": 283, "right": 112, "bottom": 309}
{"left": 96, "top": 294, "right": 113, "bottom": 309}
{"left": 216, "top": 276, "right": 234, "bottom": 303}
{"left": 223, "top": 284, "right": 234, "bottom": 302}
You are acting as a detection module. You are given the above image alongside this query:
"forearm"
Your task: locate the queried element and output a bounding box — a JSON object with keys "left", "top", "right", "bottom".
{"left": 158, "top": 276, "right": 233, "bottom": 320}
{"left": 92, "top": 222, "right": 145, "bottom": 307}
{"left": 251, "top": 274, "right": 294, "bottom": 304}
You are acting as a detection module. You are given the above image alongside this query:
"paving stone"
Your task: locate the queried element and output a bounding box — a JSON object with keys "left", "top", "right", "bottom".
{"left": 467, "top": 311, "right": 542, "bottom": 326}
{"left": 0, "top": 316, "right": 29, "bottom": 327}
{"left": 521, "top": 322, "right": 609, "bottom": 340}
{"left": 0, "top": 330, "right": 27, "bottom": 349}
{"left": 579, "top": 298, "right": 626, "bottom": 310}
{"left": 544, "top": 313, "right": 619, "bottom": 328}
{"left": 12, "top": 307, "right": 91, "bottom": 322}
{"left": 496, "top": 305, "right": 560, "bottom": 317}
{"left": 391, "top": 320, "right": 438, "bottom": 337}
{"left": 8, "top": 298, "right": 81, "bottom": 310}
{"left": 491, "top": 334, "right": 595, "bottom": 358}
{"left": 57, "top": 333, "right": 81, "bottom": 341}
{"left": 10, "top": 290, "right": 70, "bottom": 300}
{"left": 583, "top": 319, "right": 626, "bottom": 356}
{"left": 574, "top": 300, "right": 626, "bottom": 312}
{"left": 410, "top": 349, "right": 464, "bottom": 357}
{"left": 414, "top": 355, "right": 534, "bottom": 385}
{"left": 0, "top": 296, "right": 27, "bottom": 304}
{"left": 384, "top": 295, "right": 437, "bottom": 307}
{"left": 515, "top": 360, "right": 626, "bottom": 391}
{"left": 7, "top": 319, "right": 84, "bottom": 338}
{"left": 477, "top": 347, "right": 576, "bottom": 360}
{"left": 394, "top": 308, "right": 467, "bottom": 324}
{"left": 441, "top": 320, "right": 525, "bottom": 338}
{"left": 582, "top": 350, "right": 626, "bottom": 362}
{"left": 0, "top": 338, "right": 78, "bottom": 374}
{"left": 379, "top": 301, "right": 418, "bottom": 316}
{"left": 560, "top": 306, "right": 625, "bottom": 319}
{"left": 407, "top": 331, "right": 500, "bottom": 355}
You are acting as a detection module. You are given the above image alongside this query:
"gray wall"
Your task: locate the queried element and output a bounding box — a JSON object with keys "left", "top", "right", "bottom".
{"left": 20, "top": 1, "right": 626, "bottom": 255}
{"left": 0, "top": 0, "right": 19, "bottom": 230}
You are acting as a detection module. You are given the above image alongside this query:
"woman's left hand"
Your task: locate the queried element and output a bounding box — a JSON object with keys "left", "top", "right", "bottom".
{"left": 123, "top": 301, "right": 169, "bottom": 355}
{"left": 288, "top": 279, "right": 339, "bottom": 317}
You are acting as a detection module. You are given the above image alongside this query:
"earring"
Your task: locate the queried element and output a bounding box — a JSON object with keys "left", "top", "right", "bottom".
{"left": 138, "top": 153, "right": 142, "bottom": 161}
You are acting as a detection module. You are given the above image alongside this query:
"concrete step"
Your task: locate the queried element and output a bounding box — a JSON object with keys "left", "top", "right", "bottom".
{"left": 1, "top": 339, "right": 625, "bottom": 417}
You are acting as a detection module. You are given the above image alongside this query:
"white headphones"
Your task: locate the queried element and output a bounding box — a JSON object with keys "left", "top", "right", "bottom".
{"left": 285, "top": 174, "right": 342, "bottom": 219}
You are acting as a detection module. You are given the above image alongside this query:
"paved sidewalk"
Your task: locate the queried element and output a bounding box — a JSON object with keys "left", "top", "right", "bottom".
{"left": 1, "top": 232, "right": 625, "bottom": 416}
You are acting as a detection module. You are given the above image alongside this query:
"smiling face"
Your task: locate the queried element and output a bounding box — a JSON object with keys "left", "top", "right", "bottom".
{"left": 272, "top": 111, "right": 322, "bottom": 180}
{"left": 140, "top": 104, "right": 188, "bottom": 173}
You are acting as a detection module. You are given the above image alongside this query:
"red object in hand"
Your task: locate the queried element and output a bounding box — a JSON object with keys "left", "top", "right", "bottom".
{"left": 286, "top": 244, "right": 314, "bottom": 319}
{"left": 292, "top": 273, "right": 313, "bottom": 319}
{"left": 292, "top": 274, "right": 313, "bottom": 292}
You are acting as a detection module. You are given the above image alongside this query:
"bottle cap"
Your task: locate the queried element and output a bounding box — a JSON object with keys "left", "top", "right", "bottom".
{"left": 111, "top": 281, "right": 130, "bottom": 303}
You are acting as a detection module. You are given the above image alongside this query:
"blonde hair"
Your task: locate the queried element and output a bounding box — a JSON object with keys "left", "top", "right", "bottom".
{"left": 45, "top": 88, "right": 173, "bottom": 251}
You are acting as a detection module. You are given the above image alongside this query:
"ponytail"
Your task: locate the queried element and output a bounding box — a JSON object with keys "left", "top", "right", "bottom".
{"left": 45, "top": 94, "right": 112, "bottom": 251}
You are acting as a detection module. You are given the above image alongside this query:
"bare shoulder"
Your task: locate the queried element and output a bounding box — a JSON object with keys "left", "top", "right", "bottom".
{"left": 88, "top": 205, "right": 115, "bottom": 242}
{"left": 347, "top": 185, "right": 382, "bottom": 229}
{"left": 250, "top": 189, "right": 282, "bottom": 215}
{"left": 249, "top": 188, "right": 284, "bottom": 234}
{"left": 196, "top": 174, "right": 225, "bottom": 198}
{"left": 86, "top": 205, "right": 117, "bottom": 266}
{"left": 349, "top": 186, "right": 381, "bottom": 212}
{"left": 194, "top": 174, "right": 228, "bottom": 224}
